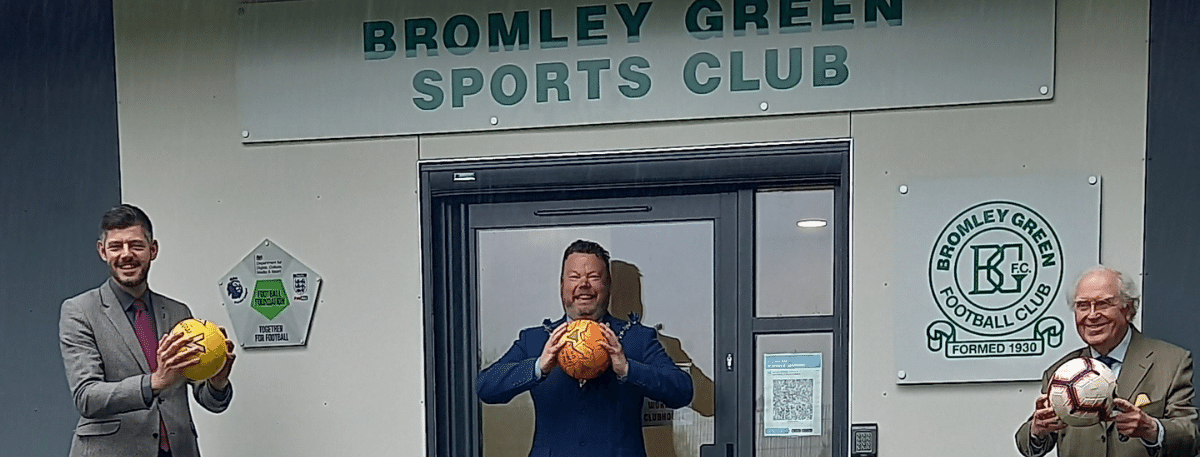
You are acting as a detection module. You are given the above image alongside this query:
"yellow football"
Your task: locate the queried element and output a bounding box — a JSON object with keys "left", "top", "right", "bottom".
{"left": 170, "top": 318, "right": 228, "bottom": 381}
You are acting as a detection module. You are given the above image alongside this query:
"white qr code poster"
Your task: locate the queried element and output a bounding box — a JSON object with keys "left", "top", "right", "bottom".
{"left": 763, "top": 353, "right": 822, "bottom": 437}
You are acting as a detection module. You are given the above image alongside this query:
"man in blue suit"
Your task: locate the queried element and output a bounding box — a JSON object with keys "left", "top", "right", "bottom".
{"left": 476, "top": 239, "right": 693, "bottom": 457}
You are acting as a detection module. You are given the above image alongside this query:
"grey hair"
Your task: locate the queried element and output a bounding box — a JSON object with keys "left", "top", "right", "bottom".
{"left": 1070, "top": 265, "right": 1141, "bottom": 320}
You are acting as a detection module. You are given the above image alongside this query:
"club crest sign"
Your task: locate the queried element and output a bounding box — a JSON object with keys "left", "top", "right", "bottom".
{"left": 894, "top": 176, "right": 1099, "bottom": 384}
{"left": 926, "top": 201, "right": 1065, "bottom": 359}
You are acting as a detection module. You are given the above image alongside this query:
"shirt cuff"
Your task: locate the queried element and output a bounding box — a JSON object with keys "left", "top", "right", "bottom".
{"left": 208, "top": 381, "right": 232, "bottom": 401}
{"left": 533, "top": 361, "right": 544, "bottom": 380}
{"left": 141, "top": 375, "right": 154, "bottom": 406}
{"left": 1141, "top": 418, "right": 1165, "bottom": 448}
{"left": 1029, "top": 432, "right": 1046, "bottom": 453}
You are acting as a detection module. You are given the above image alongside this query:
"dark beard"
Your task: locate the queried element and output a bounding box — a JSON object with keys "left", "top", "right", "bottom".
{"left": 112, "top": 266, "right": 148, "bottom": 289}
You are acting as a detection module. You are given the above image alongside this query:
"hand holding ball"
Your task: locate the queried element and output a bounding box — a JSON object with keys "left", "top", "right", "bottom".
{"left": 556, "top": 320, "right": 611, "bottom": 380}
{"left": 170, "top": 318, "right": 229, "bottom": 381}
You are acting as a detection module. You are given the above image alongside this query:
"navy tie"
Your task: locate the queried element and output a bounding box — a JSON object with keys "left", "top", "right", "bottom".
{"left": 1097, "top": 355, "right": 1119, "bottom": 369}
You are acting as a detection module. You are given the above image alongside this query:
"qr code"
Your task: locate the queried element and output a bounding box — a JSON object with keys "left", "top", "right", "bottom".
{"left": 771, "top": 379, "right": 814, "bottom": 421}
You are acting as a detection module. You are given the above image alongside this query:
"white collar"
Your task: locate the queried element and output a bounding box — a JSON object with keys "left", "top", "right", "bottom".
{"left": 1089, "top": 325, "right": 1133, "bottom": 363}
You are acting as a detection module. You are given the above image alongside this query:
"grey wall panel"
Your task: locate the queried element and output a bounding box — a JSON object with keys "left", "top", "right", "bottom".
{"left": 1, "top": 0, "right": 121, "bottom": 454}
{"left": 1143, "top": 0, "right": 1200, "bottom": 392}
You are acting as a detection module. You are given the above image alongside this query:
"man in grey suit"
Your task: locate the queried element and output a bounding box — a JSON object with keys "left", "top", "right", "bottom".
{"left": 60, "top": 204, "right": 235, "bottom": 457}
{"left": 1016, "top": 266, "right": 1200, "bottom": 457}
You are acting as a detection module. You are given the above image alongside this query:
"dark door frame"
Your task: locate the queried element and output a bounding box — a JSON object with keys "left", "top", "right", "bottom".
{"left": 420, "top": 140, "right": 851, "bottom": 457}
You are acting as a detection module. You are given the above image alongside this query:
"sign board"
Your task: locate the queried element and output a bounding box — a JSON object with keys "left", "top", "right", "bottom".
{"left": 220, "top": 239, "right": 322, "bottom": 348}
{"left": 763, "top": 353, "right": 823, "bottom": 436}
{"left": 236, "top": 0, "right": 1055, "bottom": 142}
{"left": 893, "top": 176, "right": 1100, "bottom": 384}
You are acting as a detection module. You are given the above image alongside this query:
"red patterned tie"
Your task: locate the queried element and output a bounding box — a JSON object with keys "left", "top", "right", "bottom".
{"left": 133, "top": 300, "right": 170, "bottom": 452}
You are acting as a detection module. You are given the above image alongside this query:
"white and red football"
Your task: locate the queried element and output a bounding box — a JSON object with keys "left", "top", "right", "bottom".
{"left": 1048, "top": 357, "right": 1117, "bottom": 427}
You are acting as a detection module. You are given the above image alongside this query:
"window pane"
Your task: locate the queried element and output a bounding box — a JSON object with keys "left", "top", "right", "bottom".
{"left": 755, "top": 333, "right": 834, "bottom": 457}
{"left": 478, "top": 222, "right": 716, "bottom": 457}
{"left": 755, "top": 189, "right": 834, "bottom": 317}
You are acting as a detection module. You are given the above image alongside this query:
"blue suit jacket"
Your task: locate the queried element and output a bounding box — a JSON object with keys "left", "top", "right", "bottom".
{"left": 477, "top": 313, "right": 693, "bottom": 457}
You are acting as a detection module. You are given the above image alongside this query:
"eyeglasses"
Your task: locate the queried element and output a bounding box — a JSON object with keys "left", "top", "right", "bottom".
{"left": 1073, "top": 298, "right": 1123, "bottom": 313}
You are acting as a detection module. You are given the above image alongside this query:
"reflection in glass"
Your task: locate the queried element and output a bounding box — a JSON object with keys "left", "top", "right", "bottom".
{"left": 478, "top": 223, "right": 716, "bottom": 457}
{"left": 756, "top": 189, "right": 835, "bottom": 317}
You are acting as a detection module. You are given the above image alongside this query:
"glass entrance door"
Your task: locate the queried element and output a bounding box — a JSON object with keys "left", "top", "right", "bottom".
{"left": 420, "top": 141, "right": 850, "bottom": 457}
{"left": 470, "top": 194, "right": 729, "bottom": 457}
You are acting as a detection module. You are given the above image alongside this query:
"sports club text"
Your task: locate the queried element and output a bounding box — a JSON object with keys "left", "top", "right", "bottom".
{"left": 361, "top": 0, "right": 903, "bottom": 110}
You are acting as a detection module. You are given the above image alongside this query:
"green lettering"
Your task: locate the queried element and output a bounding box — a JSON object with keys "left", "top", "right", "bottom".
{"left": 1041, "top": 252, "right": 1056, "bottom": 268}
{"left": 412, "top": 70, "right": 443, "bottom": 110}
{"left": 405, "top": 18, "right": 438, "bottom": 58}
{"left": 618, "top": 56, "right": 651, "bottom": 98}
{"left": 684, "top": 52, "right": 721, "bottom": 94}
{"left": 444, "top": 15, "right": 480, "bottom": 56}
{"left": 685, "top": 0, "right": 723, "bottom": 39}
{"left": 539, "top": 9, "right": 569, "bottom": 49}
{"left": 363, "top": 21, "right": 396, "bottom": 60}
{"left": 577, "top": 5, "right": 608, "bottom": 46}
{"left": 490, "top": 65, "right": 527, "bottom": 106}
{"left": 578, "top": 59, "right": 611, "bottom": 100}
{"left": 733, "top": 0, "right": 769, "bottom": 35}
{"left": 730, "top": 51, "right": 759, "bottom": 91}
{"left": 536, "top": 62, "right": 570, "bottom": 102}
{"left": 615, "top": 3, "right": 653, "bottom": 42}
{"left": 450, "top": 68, "right": 484, "bottom": 108}
{"left": 766, "top": 48, "right": 803, "bottom": 89}
{"left": 779, "top": 0, "right": 812, "bottom": 33}
{"left": 821, "top": 0, "right": 853, "bottom": 30}
{"left": 1037, "top": 240, "right": 1052, "bottom": 254}
{"left": 956, "top": 218, "right": 976, "bottom": 237}
{"left": 865, "top": 0, "right": 902, "bottom": 26}
{"left": 813, "top": 45, "right": 848, "bottom": 86}
{"left": 488, "top": 12, "right": 531, "bottom": 52}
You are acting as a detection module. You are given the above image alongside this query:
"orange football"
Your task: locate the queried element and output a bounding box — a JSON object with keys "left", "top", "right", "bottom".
{"left": 556, "top": 320, "right": 611, "bottom": 380}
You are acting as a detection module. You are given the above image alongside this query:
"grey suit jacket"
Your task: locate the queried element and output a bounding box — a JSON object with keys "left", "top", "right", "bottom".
{"left": 1016, "top": 328, "right": 1200, "bottom": 457}
{"left": 60, "top": 280, "right": 232, "bottom": 457}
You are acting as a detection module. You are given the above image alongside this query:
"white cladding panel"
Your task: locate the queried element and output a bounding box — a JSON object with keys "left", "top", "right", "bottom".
{"left": 112, "top": 0, "right": 1147, "bottom": 456}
